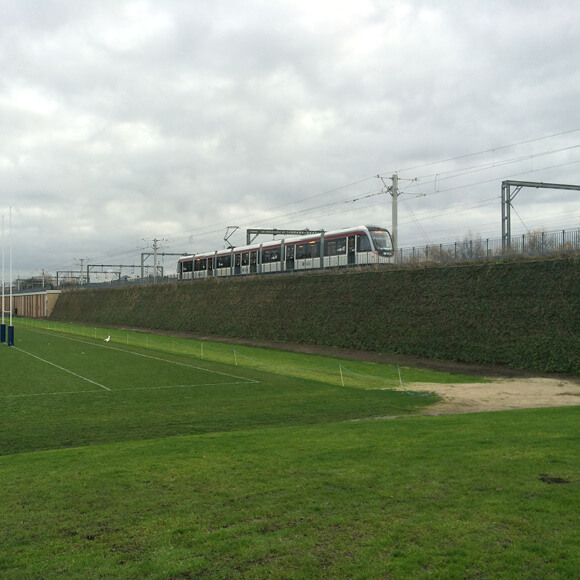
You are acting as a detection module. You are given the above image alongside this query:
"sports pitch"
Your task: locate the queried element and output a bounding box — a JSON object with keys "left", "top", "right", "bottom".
{"left": 1, "top": 320, "right": 447, "bottom": 455}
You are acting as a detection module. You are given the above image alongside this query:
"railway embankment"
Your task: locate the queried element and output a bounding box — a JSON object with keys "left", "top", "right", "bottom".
{"left": 50, "top": 255, "right": 579, "bottom": 374}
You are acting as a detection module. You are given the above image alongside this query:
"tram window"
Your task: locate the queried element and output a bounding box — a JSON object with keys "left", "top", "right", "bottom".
{"left": 324, "top": 239, "right": 346, "bottom": 256}
{"left": 216, "top": 255, "right": 231, "bottom": 268}
{"left": 250, "top": 252, "right": 257, "bottom": 265}
{"left": 194, "top": 258, "right": 207, "bottom": 272}
{"left": 296, "top": 244, "right": 307, "bottom": 259}
{"left": 262, "top": 248, "right": 280, "bottom": 263}
{"left": 181, "top": 261, "right": 193, "bottom": 273}
{"left": 242, "top": 252, "right": 249, "bottom": 266}
{"left": 310, "top": 241, "right": 320, "bottom": 258}
{"left": 357, "top": 234, "right": 372, "bottom": 252}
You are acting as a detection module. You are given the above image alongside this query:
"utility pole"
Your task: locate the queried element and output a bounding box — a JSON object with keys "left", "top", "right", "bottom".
{"left": 76, "top": 258, "right": 87, "bottom": 285}
{"left": 391, "top": 173, "right": 399, "bottom": 258}
{"left": 377, "top": 173, "right": 422, "bottom": 261}
{"left": 142, "top": 239, "right": 168, "bottom": 282}
{"left": 377, "top": 173, "right": 400, "bottom": 260}
{"left": 153, "top": 239, "right": 159, "bottom": 283}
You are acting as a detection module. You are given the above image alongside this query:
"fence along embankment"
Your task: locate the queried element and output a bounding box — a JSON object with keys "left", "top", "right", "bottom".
{"left": 50, "top": 256, "right": 580, "bottom": 374}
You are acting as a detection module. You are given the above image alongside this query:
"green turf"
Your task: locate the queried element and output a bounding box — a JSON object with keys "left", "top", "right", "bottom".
{"left": 18, "top": 317, "right": 485, "bottom": 387}
{"left": 1, "top": 320, "right": 577, "bottom": 578}
{"left": 1, "top": 409, "right": 578, "bottom": 578}
{"left": 1, "top": 322, "right": 443, "bottom": 455}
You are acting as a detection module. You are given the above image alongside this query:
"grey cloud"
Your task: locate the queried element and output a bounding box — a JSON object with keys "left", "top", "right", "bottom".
{"left": 0, "top": 0, "right": 578, "bottom": 277}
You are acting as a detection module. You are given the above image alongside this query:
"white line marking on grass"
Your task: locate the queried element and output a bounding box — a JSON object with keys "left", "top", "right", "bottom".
{"left": 113, "top": 380, "right": 254, "bottom": 392}
{"left": 13, "top": 347, "right": 112, "bottom": 391}
{"left": 25, "top": 327, "right": 259, "bottom": 384}
{"left": 104, "top": 344, "right": 259, "bottom": 383}
{"left": 0, "top": 381, "right": 254, "bottom": 398}
{"left": 1, "top": 389, "right": 108, "bottom": 398}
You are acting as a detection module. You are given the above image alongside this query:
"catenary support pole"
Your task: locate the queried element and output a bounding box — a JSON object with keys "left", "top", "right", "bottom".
{"left": 1, "top": 214, "right": 5, "bottom": 343}
{"left": 8, "top": 207, "right": 14, "bottom": 346}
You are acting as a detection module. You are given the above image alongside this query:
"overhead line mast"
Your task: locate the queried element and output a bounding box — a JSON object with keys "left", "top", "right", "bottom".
{"left": 377, "top": 173, "right": 416, "bottom": 261}
{"left": 501, "top": 180, "right": 580, "bottom": 249}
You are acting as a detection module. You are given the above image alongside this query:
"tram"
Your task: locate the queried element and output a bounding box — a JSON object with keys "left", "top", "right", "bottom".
{"left": 177, "top": 225, "right": 394, "bottom": 280}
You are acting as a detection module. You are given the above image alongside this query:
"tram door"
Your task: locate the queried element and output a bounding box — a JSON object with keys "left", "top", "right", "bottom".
{"left": 234, "top": 254, "right": 241, "bottom": 276}
{"left": 347, "top": 236, "right": 356, "bottom": 265}
{"left": 250, "top": 251, "right": 258, "bottom": 274}
{"left": 285, "top": 245, "right": 295, "bottom": 271}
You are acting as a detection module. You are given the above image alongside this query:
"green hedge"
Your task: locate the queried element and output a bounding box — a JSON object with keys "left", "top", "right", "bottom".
{"left": 50, "top": 256, "right": 580, "bottom": 374}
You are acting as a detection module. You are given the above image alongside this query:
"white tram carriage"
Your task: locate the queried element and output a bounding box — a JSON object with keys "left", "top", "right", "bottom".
{"left": 177, "top": 225, "right": 394, "bottom": 280}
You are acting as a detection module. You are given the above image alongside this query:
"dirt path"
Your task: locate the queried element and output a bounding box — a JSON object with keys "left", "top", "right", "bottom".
{"left": 405, "top": 377, "right": 580, "bottom": 415}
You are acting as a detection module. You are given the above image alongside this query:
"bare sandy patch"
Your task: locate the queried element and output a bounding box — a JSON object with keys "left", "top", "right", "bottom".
{"left": 402, "top": 377, "right": 580, "bottom": 415}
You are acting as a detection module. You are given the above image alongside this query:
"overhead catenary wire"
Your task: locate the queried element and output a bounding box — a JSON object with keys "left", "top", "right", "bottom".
{"left": 145, "top": 148, "right": 580, "bottom": 257}
{"left": 137, "top": 142, "right": 580, "bottom": 255}
{"left": 376, "top": 128, "right": 580, "bottom": 176}
{"left": 50, "top": 130, "right": 580, "bottom": 273}
{"left": 404, "top": 144, "right": 580, "bottom": 191}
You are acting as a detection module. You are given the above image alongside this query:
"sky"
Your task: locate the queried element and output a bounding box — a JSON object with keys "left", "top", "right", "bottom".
{"left": 1, "top": 0, "right": 579, "bottom": 281}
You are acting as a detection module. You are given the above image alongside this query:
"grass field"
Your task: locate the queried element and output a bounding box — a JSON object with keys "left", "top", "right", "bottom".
{"left": 1, "top": 320, "right": 451, "bottom": 455}
{"left": 1, "top": 320, "right": 578, "bottom": 578}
